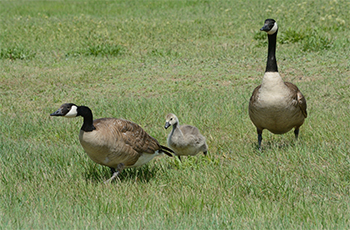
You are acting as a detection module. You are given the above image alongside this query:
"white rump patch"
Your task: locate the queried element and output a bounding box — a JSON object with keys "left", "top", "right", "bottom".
{"left": 65, "top": 105, "right": 78, "bottom": 118}
{"left": 131, "top": 151, "right": 161, "bottom": 167}
{"left": 267, "top": 22, "right": 278, "bottom": 35}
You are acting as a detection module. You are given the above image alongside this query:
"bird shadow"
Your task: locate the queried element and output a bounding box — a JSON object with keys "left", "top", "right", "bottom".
{"left": 251, "top": 139, "right": 298, "bottom": 153}
{"left": 165, "top": 154, "right": 217, "bottom": 170}
{"left": 82, "top": 163, "right": 162, "bottom": 184}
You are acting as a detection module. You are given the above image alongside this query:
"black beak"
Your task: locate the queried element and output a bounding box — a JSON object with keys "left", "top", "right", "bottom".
{"left": 260, "top": 24, "right": 270, "bottom": 32}
{"left": 50, "top": 108, "right": 64, "bottom": 116}
{"left": 164, "top": 122, "right": 170, "bottom": 129}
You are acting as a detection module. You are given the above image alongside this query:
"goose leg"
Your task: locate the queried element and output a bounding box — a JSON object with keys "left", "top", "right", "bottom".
{"left": 104, "top": 163, "right": 124, "bottom": 184}
{"left": 104, "top": 171, "right": 119, "bottom": 184}
{"left": 294, "top": 127, "right": 300, "bottom": 139}
{"left": 110, "top": 167, "right": 116, "bottom": 175}
{"left": 203, "top": 151, "right": 207, "bottom": 156}
{"left": 257, "top": 128, "right": 263, "bottom": 150}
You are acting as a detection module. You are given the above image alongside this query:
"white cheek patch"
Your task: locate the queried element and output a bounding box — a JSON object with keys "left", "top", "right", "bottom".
{"left": 267, "top": 22, "right": 278, "bottom": 35}
{"left": 65, "top": 105, "right": 78, "bottom": 118}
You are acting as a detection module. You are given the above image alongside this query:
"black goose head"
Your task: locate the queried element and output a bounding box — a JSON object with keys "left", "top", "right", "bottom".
{"left": 50, "top": 103, "right": 79, "bottom": 118}
{"left": 260, "top": 19, "right": 278, "bottom": 35}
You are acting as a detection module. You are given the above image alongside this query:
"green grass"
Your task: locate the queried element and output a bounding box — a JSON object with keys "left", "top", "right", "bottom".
{"left": 1, "top": 0, "right": 350, "bottom": 228}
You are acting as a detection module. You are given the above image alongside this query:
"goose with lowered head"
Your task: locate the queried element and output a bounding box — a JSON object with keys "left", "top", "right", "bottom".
{"left": 50, "top": 103, "right": 173, "bottom": 183}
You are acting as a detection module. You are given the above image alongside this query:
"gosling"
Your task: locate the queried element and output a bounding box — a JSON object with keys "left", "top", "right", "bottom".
{"left": 164, "top": 113, "right": 208, "bottom": 161}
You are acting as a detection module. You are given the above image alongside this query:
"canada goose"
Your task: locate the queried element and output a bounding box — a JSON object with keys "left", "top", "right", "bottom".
{"left": 164, "top": 113, "right": 208, "bottom": 161}
{"left": 248, "top": 19, "right": 307, "bottom": 149}
{"left": 50, "top": 103, "right": 173, "bottom": 183}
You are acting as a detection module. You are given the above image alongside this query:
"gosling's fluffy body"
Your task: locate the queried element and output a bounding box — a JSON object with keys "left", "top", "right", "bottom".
{"left": 165, "top": 113, "right": 208, "bottom": 160}
{"left": 249, "top": 19, "right": 307, "bottom": 148}
{"left": 51, "top": 103, "right": 173, "bottom": 182}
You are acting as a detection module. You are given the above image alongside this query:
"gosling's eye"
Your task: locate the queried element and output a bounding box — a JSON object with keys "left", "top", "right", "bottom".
{"left": 170, "top": 118, "right": 173, "bottom": 120}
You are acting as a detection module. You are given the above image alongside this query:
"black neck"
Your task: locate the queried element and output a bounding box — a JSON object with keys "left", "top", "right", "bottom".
{"left": 77, "top": 106, "right": 96, "bottom": 132}
{"left": 265, "top": 31, "right": 278, "bottom": 72}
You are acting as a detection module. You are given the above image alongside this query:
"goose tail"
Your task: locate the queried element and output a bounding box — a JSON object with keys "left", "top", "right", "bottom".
{"left": 160, "top": 145, "right": 174, "bottom": 157}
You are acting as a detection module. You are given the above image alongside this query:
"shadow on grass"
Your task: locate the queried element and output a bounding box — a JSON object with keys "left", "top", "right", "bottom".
{"left": 166, "top": 154, "right": 219, "bottom": 170}
{"left": 82, "top": 155, "right": 217, "bottom": 184}
{"left": 82, "top": 163, "right": 164, "bottom": 184}
{"left": 250, "top": 139, "right": 299, "bottom": 153}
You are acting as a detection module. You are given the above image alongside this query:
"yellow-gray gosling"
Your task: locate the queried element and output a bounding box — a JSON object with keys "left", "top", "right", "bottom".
{"left": 165, "top": 113, "right": 208, "bottom": 161}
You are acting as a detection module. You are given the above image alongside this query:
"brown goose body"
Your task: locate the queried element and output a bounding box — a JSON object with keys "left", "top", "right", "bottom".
{"left": 249, "top": 72, "right": 307, "bottom": 135}
{"left": 164, "top": 113, "right": 208, "bottom": 161}
{"left": 51, "top": 103, "right": 173, "bottom": 183}
{"left": 79, "top": 118, "right": 165, "bottom": 169}
{"left": 248, "top": 19, "right": 307, "bottom": 148}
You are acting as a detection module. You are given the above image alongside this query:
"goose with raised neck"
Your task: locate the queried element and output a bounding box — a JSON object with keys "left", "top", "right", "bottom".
{"left": 248, "top": 19, "right": 308, "bottom": 149}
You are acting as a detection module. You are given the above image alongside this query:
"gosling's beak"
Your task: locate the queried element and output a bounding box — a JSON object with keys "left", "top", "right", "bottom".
{"left": 164, "top": 122, "right": 170, "bottom": 129}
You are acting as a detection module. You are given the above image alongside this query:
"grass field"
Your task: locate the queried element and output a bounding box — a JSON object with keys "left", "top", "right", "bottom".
{"left": 1, "top": 0, "right": 350, "bottom": 228}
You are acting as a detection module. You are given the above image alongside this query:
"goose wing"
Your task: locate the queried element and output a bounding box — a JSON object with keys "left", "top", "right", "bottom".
{"left": 249, "top": 84, "right": 262, "bottom": 104}
{"left": 94, "top": 118, "right": 161, "bottom": 154}
{"left": 180, "top": 125, "right": 200, "bottom": 135}
{"left": 116, "top": 119, "right": 161, "bottom": 153}
{"left": 180, "top": 125, "right": 206, "bottom": 145}
{"left": 284, "top": 82, "right": 307, "bottom": 118}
